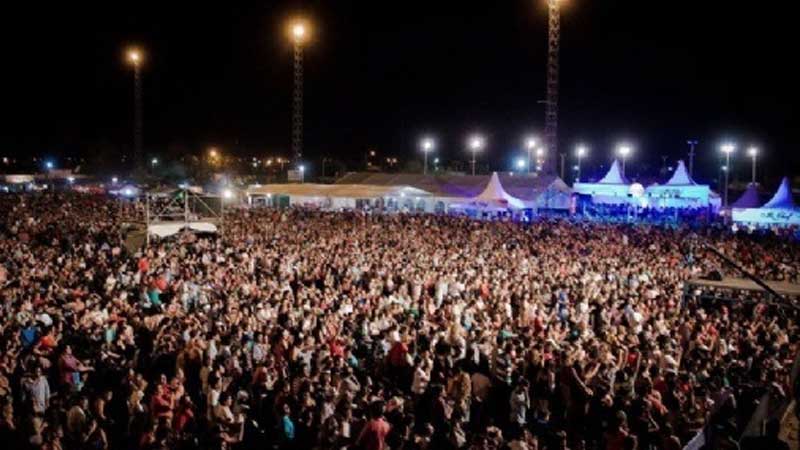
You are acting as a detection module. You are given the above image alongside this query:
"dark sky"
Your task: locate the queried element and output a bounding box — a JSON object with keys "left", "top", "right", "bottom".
{"left": 2, "top": 1, "right": 797, "bottom": 184}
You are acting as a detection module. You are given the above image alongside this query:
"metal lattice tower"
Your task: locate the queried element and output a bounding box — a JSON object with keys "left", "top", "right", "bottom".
{"left": 292, "top": 42, "right": 304, "bottom": 165}
{"left": 133, "top": 64, "right": 143, "bottom": 172}
{"left": 544, "top": 0, "right": 560, "bottom": 174}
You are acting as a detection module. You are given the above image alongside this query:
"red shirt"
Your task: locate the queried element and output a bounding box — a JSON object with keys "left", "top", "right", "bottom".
{"left": 330, "top": 339, "right": 345, "bottom": 358}
{"left": 388, "top": 342, "right": 408, "bottom": 367}
{"left": 358, "top": 418, "right": 391, "bottom": 450}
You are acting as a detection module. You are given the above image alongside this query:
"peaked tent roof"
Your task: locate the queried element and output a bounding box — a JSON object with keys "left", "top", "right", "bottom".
{"left": 474, "top": 172, "right": 526, "bottom": 208}
{"left": 597, "top": 160, "right": 629, "bottom": 185}
{"left": 731, "top": 183, "right": 762, "bottom": 208}
{"left": 762, "top": 177, "right": 796, "bottom": 209}
{"left": 665, "top": 160, "right": 696, "bottom": 185}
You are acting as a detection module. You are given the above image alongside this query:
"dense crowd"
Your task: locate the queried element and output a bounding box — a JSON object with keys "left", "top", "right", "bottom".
{"left": 1, "top": 193, "right": 799, "bottom": 450}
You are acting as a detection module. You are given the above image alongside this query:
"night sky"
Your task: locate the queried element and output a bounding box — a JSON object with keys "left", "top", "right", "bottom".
{"left": 2, "top": 1, "right": 797, "bottom": 184}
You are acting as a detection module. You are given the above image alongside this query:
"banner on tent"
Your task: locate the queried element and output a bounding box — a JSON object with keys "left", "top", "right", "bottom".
{"left": 732, "top": 208, "right": 800, "bottom": 225}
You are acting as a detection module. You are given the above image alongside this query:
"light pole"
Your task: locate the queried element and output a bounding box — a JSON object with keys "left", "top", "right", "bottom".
{"left": 747, "top": 147, "right": 758, "bottom": 184}
{"left": 525, "top": 136, "right": 537, "bottom": 174}
{"left": 687, "top": 139, "right": 698, "bottom": 176}
{"left": 467, "top": 135, "right": 484, "bottom": 176}
{"left": 720, "top": 143, "right": 735, "bottom": 207}
{"left": 575, "top": 145, "right": 587, "bottom": 182}
{"left": 127, "top": 48, "right": 143, "bottom": 173}
{"left": 421, "top": 137, "right": 434, "bottom": 175}
{"left": 535, "top": 148, "right": 544, "bottom": 172}
{"left": 289, "top": 19, "right": 309, "bottom": 168}
{"left": 617, "top": 145, "right": 632, "bottom": 178}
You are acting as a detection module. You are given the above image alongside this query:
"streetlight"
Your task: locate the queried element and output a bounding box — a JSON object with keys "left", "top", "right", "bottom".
{"left": 126, "top": 47, "right": 144, "bottom": 173}
{"left": 421, "top": 137, "right": 435, "bottom": 175}
{"left": 617, "top": 145, "right": 632, "bottom": 178}
{"left": 467, "top": 134, "right": 485, "bottom": 176}
{"left": 151, "top": 157, "right": 158, "bottom": 166}
{"left": 525, "top": 136, "right": 538, "bottom": 174}
{"left": 515, "top": 158, "right": 527, "bottom": 172}
{"left": 45, "top": 161, "right": 54, "bottom": 170}
{"left": 289, "top": 18, "right": 310, "bottom": 165}
{"left": 720, "top": 143, "right": 735, "bottom": 207}
{"left": 575, "top": 145, "right": 587, "bottom": 182}
{"left": 112, "top": 176, "right": 118, "bottom": 184}
{"left": 747, "top": 147, "right": 758, "bottom": 184}
{"left": 298, "top": 164, "right": 306, "bottom": 183}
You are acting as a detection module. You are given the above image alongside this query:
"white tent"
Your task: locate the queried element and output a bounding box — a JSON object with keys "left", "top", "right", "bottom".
{"left": 665, "top": 160, "right": 694, "bottom": 185}
{"left": 597, "top": 159, "right": 628, "bottom": 184}
{"left": 474, "top": 172, "right": 527, "bottom": 209}
{"left": 573, "top": 159, "right": 632, "bottom": 204}
{"left": 246, "top": 183, "right": 433, "bottom": 210}
{"left": 731, "top": 183, "right": 761, "bottom": 209}
{"left": 732, "top": 177, "right": 800, "bottom": 226}
{"left": 448, "top": 172, "right": 528, "bottom": 211}
{"left": 645, "top": 160, "right": 713, "bottom": 209}
{"left": 762, "top": 177, "right": 796, "bottom": 209}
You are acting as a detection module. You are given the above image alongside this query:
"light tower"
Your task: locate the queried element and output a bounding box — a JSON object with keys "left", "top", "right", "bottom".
{"left": 127, "top": 47, "right": 143, "bottom": 173}
{"left": 289, "top": 19, "right": 309, "bottom": 167}
{"left": 544, "top": 0, "right": 561, "bottom": 174}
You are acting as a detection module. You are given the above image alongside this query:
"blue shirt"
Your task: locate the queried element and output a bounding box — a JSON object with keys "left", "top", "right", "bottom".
{"left": 21, "top": 326, "right": 37, "bottom": 348}
{"left": 282, "top": 415, "right": 295, "bottom": 440}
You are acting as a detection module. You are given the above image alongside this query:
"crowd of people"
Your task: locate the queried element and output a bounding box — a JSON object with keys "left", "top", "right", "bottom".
{"left": 1, "top": 192, "right": 799, "bottom": 450}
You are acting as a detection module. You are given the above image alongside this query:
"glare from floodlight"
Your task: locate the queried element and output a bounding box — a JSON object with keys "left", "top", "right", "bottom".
{"left": 299, "top": 165, "right": 305, "bottom": 172}
{"left": 421, "top": 137, "right": 435, "bottom": 152}
{"left": 536, "top": 148, "right": 544, "bottom": 157}
{"left": 222, "top": 189, "right": 234, "bottom": 199}
{"left": 292, "top": 23, "right": 307, "bottom": 42}
{"left": 721, "top": 143, "right": 735, "bottom": 154}
{"left": 516, "top": 158, "right": 526, "bottom": 169}
{"left": 525, "top": 137, "right": 538, "bottom": 149}
{"left": 151, "top": 157, "right": 158, "bottom": 165}
{"left": 468, "top": 135, "right": 485, "bottom": 151}
{"left": 112, "top": 177, "right": 118, "bottom": 184}
{"left": 748, "top": 147, "right": 758, "bottom": 157}
{"left": 127, "top": 48, "right": 142, "bottom": 65}
{"left": 123, "top": 188, "right": 133, "bottom": 196}
{"left": 45, "top": 161, "right": 54, "bottom": 170}
{"left": 576, "top": 145, "right": 587, "bottom": 157}
{"left": 67, "top": 176, "right": 75, "bottom": 183}
{"left": 617, "top": 145, "right": 632, "bottom": 157}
